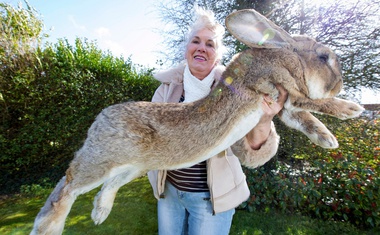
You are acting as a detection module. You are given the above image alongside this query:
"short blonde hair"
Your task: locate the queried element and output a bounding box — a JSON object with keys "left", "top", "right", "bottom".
{"left": 185, "top": 6, "right": 226, "bottom": 62}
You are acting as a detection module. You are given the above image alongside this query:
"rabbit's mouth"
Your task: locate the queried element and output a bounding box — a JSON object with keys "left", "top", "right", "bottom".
{"left": 305, "top": 72, "right": 343, "bottom": 99}
{"left": 328, "top": 77, "right": 343, "bottom": 96}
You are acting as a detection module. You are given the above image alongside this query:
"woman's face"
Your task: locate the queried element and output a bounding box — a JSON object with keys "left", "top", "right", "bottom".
{"left": 185, "top": 28, "right": 218, "bottom": 80}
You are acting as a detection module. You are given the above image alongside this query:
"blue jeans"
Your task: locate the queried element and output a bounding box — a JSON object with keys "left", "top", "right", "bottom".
{"left": 158, "top": 181, "right": 235, "bottom": 235}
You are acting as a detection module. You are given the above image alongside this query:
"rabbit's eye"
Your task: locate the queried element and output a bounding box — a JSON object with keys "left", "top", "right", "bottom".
{"left": 319, "top": 54, "right": 329, "bottom": 63}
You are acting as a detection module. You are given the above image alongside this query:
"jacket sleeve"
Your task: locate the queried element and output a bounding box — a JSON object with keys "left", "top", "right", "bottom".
{"left": 147, "top": 84, "right": 166, "bottom": 200}
{"left": 151, "top": 83, "right": 165, "bottom": 102}
{"left": 230, "top": 122, "right": 280, "bottom": 169}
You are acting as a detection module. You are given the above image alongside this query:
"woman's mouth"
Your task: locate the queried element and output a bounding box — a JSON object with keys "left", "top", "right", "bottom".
{"left": 194, "top": 55, "right": 207, "bottom": 61}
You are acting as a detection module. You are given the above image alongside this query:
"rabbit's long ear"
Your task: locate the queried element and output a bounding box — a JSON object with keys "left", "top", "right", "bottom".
{"left": 225, "top": 9, "right": 295, "bottom": 48}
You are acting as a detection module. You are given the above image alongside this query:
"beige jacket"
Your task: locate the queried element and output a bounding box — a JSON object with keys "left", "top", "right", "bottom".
{"left": 147, "top": 63, "right": 280, "bottom": 214}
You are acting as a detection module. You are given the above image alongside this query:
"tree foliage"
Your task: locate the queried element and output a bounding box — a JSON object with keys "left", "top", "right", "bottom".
{"left": 156, "top": 0, "right": 380, "bottom": 96}
{"left": 0, "top": 1, "right": 44, "bottom": 58}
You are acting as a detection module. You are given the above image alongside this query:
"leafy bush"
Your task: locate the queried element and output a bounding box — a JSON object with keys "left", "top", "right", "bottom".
{"left": 0, "top": 36, "right": 159, "bottom": 193}
{"left": 0, "top": 1, "right": 160, "bottom": 195}
{"left": 19, "top": 177, "right": 53, "bottom": 197}
{"left": 243, "top": 117, "right": 379, "bottom": 228}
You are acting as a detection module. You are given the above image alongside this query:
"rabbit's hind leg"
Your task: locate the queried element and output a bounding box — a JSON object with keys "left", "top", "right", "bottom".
{"left": 91, "top": 165, "right": 144, "bottom": 225}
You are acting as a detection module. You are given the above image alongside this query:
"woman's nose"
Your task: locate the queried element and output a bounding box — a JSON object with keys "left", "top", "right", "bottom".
{"left": 197, "top": 43, "right": 206, "bottom": 52}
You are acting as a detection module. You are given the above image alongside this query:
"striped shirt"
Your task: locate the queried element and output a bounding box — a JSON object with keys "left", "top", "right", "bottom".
{"left": 166, "top": 94, "right": 209, "bottom": 192}
{"left": 167, "top": 161, "right": 209, "bottom": 192}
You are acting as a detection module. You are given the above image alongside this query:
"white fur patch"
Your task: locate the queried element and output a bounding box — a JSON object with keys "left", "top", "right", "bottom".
{"left": 92, "top": 165, "right": 142, "bottom": 224}
{"left": 307, "top": 75, "right": 325, "bottom": 99}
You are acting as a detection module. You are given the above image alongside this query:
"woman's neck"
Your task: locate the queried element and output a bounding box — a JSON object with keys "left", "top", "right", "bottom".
{"left": 189, "top": 67, "right": 215, "bottom": 80}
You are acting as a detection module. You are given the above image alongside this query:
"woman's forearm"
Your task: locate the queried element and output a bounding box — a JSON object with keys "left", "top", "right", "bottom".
{"left": 246, "top": 120, "right": 272, "bottom": 150}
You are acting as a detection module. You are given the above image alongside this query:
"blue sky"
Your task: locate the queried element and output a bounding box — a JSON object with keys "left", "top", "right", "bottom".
{"left": 8, "top": 0, "right": 167, "bottom": 68}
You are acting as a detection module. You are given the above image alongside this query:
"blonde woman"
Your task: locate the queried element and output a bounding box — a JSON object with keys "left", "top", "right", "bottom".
{"left": 148, "top": 7, "right": 287, "bottom": 235}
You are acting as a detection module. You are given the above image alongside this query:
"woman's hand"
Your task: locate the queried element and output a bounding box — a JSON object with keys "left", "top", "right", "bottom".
{"left": 261, "top": 84, "right": 288, "bottom": 122}
{"left": 246, "top": 84, "right": 288, "bottom": 150}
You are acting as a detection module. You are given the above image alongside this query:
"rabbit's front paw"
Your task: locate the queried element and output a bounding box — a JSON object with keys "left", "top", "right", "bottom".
{"left": 336, "top": 100, "right": 364, "bottom": 119}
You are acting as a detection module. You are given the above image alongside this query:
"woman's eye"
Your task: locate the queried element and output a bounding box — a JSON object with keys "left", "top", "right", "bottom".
{"left": 192, "top": 40, "right": 199, "bottom": 44}
{"left": 207, "top": 43, "right": 215, "bottom": 48}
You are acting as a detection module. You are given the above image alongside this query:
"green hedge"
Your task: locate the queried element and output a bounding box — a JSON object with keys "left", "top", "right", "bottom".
{"left": 0, "top": 38, "right": 159, "bottom": 193}
{"left": 243, "top": 117, "right": 379, "bottom": 228}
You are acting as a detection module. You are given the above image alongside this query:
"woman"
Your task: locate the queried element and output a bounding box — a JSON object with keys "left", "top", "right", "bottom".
{"left": 148, "top": 7, "right": 288, "bottom": 235}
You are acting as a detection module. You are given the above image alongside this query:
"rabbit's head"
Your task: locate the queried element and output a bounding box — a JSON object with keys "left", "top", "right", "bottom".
{"left": 225, "top": 9, "right": 343, "bottom": 100}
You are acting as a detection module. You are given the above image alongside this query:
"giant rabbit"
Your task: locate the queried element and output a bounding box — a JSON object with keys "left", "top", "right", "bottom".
{"left": 31, "top": 9, "right": 363, "bottom": 235}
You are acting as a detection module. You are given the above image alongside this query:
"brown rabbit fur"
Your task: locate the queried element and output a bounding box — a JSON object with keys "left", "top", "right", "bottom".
{"left": 30, "top": 9, "right": 364, "bottom": 235}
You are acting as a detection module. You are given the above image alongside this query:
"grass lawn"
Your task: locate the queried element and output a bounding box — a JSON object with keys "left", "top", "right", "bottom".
{"left": 1, "top": 176, "right": 378, "bottom": 235}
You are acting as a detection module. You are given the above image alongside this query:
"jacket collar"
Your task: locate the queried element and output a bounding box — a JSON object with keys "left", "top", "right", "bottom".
{"left": 153, "top": 62, "right": 225, "bottom": 84}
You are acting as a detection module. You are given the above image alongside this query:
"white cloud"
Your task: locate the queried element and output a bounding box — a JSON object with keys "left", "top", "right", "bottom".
{"left": 99, "top": 39, "right": 125, "bottom": 55}
{"left": 95, "top": 27, "right": 111, "bottom": 38}
{"left": 95, "top": 36, "right": 161, "bottom": 67}
{"left": 68, "top": 15, "right": 86, "bottom": 31}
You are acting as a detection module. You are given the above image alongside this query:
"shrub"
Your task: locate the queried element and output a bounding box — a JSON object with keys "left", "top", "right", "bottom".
{"left": 0, "top": 2, "right": 160, "bottom": 194}
{"left": 243, "top": 117, "right": 379, "bottom": 228}
{"left": 0, "top": 38, "right": 159, "bottom": 194}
